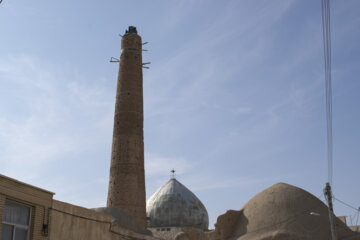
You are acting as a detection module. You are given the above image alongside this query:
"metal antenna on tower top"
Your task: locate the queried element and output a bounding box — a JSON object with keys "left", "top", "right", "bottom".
{"left": 171, "top": 169, "right": 176, "bottom": 179}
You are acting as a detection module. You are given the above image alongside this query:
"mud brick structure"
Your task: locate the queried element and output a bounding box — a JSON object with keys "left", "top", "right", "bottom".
{"left": 106, "top": 26, "right": 147, "bottom": 228}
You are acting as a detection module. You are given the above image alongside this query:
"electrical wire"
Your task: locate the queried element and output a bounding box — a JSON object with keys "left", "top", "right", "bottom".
{"left": 321, "top": 0, "right": 336, "bottom": 239}
{"left": 321, "top": 0, "right": 333, "bottom": 187}
{"left": 333, "top": 196, "right": 360, "bottom": 230}
{"left": 333, "top": 197, "right": 360, "bottom": 212}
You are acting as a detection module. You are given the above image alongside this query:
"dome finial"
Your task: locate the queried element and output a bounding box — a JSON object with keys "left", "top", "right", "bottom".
{"left": 171, "top": 169, "right": 176, "bottom": 179}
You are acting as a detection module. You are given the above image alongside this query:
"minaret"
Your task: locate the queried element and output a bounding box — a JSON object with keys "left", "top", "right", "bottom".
{"left": 107, "top": 26, "right": 146, "bottom": 228}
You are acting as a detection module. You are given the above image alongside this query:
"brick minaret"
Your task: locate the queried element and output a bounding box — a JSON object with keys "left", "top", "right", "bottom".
{"left": 107, "top": 26, "right": 146, "bottom": 228}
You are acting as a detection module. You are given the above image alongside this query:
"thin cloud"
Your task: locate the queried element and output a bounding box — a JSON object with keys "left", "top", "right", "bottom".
{"left": 0, "top": 55, "right": 114, "bottom": 183}
{"left": 145, "top": 153, "right": 194, "bottom": 176}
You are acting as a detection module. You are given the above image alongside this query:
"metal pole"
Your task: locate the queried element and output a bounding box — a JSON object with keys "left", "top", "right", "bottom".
{"left": 324, "top": 182, "right": 337, "bottom": 240}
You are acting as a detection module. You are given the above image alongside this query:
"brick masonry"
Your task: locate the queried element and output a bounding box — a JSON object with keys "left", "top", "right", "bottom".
{"left": 0, "top": 174, "right": 53, "bottom": 240}
{"left": 0, "top": 174, "right": 158, "bottom": 240}
{"left": 107, "top": 28, "right": 147, "bottom": 228}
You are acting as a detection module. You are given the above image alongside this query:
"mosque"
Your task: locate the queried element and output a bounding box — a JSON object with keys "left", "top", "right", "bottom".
{"left": 0, "top": 26, "right": 360, "bottom": 240}
{"left": 146, "top": 175, "right": 209, "bottom": 239}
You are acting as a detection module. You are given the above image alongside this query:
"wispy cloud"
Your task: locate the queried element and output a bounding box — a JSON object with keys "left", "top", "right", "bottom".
{"left": 0, "top": 55, "right": 114, "bottom": 183}
{"left": 144, "top": 0, "right": 298, "bottom": 122}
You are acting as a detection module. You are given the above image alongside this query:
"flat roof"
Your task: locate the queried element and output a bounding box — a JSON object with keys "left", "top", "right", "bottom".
{"left": 0, "top": 174, "right": 55, "bottom": 195}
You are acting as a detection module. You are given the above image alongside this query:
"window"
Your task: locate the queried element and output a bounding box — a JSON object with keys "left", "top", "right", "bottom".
{"left": 1, "top": 200, "right": 31, "bottom": 240}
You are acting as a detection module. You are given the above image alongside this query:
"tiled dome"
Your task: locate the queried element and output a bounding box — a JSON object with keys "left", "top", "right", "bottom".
{"left": 146, "top": 178, "right": 209, "bottom": 230}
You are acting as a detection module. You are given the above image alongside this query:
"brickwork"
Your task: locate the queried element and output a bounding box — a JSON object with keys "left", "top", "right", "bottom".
{"left": 0, "top": 174, "right": 53, "bottom": 207}
{"left": 0, "top": 197, "right": 50, "bottom": 240}
{"left": 107, "top": 27, "right": 147, "bottom": 228}
{"left": 31, "top": 205, "right": 49, "bottom": 240}
{"left": 0, "top": 194, "right": 5, "bottom": 237}
{"left": 0, "top": 174, "right": 53, "bottom": 240}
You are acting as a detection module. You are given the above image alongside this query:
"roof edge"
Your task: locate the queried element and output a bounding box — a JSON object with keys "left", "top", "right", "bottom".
{"left": 0, "top": 174, "right": 55, "bottom": 195}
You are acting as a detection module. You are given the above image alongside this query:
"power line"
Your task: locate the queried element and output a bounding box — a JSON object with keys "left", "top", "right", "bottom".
{"left": 333, "top": 197, "right": 360, "bottom": 212}
{"left": 321, "top": 0, "right": 336, "bottom": 239}
{"left": 321, "top": 0, "right": 333, "bottom": 187}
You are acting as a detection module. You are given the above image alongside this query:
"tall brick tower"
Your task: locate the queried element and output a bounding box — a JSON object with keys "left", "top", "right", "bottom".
{"left": 107, "top": 26, "right": 146, "bottom": 228}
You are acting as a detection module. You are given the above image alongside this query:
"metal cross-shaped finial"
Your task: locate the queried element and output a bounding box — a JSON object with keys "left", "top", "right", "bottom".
{"left": 171, "top": 169, "right": 176, "bottom": 179}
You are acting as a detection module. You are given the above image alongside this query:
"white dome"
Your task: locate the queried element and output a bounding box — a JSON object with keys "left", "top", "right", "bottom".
{"left": 146, "top": 178, "right": 209, "bottom": 230}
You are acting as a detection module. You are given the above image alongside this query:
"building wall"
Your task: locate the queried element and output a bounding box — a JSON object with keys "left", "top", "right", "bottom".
{"left": 0, "top": 194, "right": 5, "bottom": 237}
{"left": 149, "top": 227, "right": 208, "bottom": 240}
{"left": 0, "top": 174, "right": 53, "bottom": 240}
{"left": 350, "top": 226, "right": 360, "bottom": 233}
{"left": 50, "top": 200, "right": 158, "bottom": 240}
{"left": 149, "top": 227, "right": 183, "bottom": 239}
{"left": 0, "top": 174, "right": 158, "bottom": 240}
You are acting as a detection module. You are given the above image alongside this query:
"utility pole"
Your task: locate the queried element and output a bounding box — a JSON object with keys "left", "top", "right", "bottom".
{"left": 324, "top": 182, "right": 337, "bottom": 240}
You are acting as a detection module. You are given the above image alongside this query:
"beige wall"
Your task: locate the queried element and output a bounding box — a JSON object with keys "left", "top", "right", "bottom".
{"left": 0, "top": 194, "right": 5, "bottom": 237}
{"left": 50, "top": 200, "right": 158, "bottom": 240}
{"left": 0, "top": 174, "right": 159, "bottom": 240}
{"left": 0, "top": 174, "right": 53, "bottom": 240}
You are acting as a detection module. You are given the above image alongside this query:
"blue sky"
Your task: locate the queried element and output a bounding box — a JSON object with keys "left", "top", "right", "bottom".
{"left": 1, "top": 0, "right": 359, "bottom": 228}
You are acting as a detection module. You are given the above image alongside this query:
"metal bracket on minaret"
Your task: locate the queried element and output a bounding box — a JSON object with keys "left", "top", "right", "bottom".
{"left": 142, "top": 42, "right": 149, "bottom": 52}
{"left": 142, "top": 62, "right": 151, "bottom": 69}
{"left": 110, "top": 57, "right": 120, "bottom": 63}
